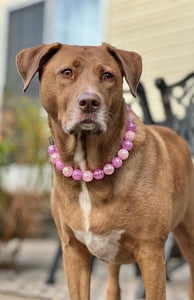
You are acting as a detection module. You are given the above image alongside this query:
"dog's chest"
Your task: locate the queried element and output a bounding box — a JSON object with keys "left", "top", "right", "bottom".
{"left": 71, "top": 175, "right": 124, "bottom": 263}
{"left": 71, "top": 227, "right": 125, "bottom": 263}
{"left": 71, "top": 135, "right": 124, "bottom": 263}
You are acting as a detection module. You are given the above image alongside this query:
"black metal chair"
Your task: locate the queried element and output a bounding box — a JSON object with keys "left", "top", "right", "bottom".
{"left": 134, "top": 78, "right": 190, "bottom": 298}
{"left": 46, "top": 241, "right": 62, "bottom": 284}
{"left": 152, "top": 73, "right": 194, "bottom": 290}
{"left": 124, "top": 81, "right": 155, "bottom": 125}
{"left": 129, "top": 78, "right": 190, "bottom": 297}
{"left": 155, "top": 72, "right": 194, "bottom": 155}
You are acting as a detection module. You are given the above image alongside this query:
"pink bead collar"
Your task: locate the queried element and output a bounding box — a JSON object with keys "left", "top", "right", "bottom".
{"left": 48, "top": 105, "right": 136, "bottom": 182}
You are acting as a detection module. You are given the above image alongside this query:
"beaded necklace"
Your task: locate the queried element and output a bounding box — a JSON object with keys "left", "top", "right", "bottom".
{"left": 48, "top": 105, "right": 136, "bottom": 182}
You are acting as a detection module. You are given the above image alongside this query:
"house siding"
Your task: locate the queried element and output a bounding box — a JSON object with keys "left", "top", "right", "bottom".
{"left": 107, "top": 0, "right": 194, "bottom": 121}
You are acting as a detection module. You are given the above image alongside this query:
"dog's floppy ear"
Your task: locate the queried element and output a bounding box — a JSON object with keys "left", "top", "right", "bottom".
{"left": 104, "top": 43, "right": 142, "bottom": 97}
{"left": 16, "top": 42, "right": 62, "bottom": 92}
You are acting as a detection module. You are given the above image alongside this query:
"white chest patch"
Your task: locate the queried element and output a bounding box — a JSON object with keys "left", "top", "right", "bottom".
{"left": 71, "top": 227, "right": 125, "bottom": 263}
{"left": 74, "top": 134, "right": 91, "bottom": 231}
{"left": 74, "top": 133, "right": 86, "bottom": 171}
{"left": 73, "top": 134, "right": 124, "bottom": 263}
{"left": 79, "top": 181, "right": 91, "bottom": 231}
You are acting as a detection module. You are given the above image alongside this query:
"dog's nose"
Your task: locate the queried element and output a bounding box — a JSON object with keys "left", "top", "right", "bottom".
{"left": 78, "top": 93, "right": 101, "bottom": 113}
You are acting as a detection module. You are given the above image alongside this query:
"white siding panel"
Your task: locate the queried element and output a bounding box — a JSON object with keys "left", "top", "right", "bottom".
{"left": 107, "top": 0, "right": 194, "bottom": 120}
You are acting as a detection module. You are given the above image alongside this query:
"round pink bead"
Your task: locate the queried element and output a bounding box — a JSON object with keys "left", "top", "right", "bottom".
{"left": 125, "top": 131, "right": 136, "bottom": 141}
{"left": 103, "top": 164, "right": 114, "bottom": 175}
{"left": 118, "top": 149, "right": 129, "bottom": 160}
{"left": 93, "top": 169, "right": 104, "bottom": 180}
{"left": 48, "top": 145, "right": 57, "bottom": 155}
{"left": 112, "top": 157, "right": 122, "bottom": 168}
{"left": 122, "top": 140, "right": 133, "bottom": 151}
{"left": 128, "top": 113, "right": 135, "bottom": 121}
{"left": 56, "top": 160, "right": 65, "bottom": 171}
{"left": 72, "top": 169, "right": 82, "bottom": 181}
{"left": 50, "top": 153, "right": 60, "bottom": 164}
{"left": 83, "top": 171, "right": 94, "bottom": 182}
{"left": 63, "top": 166, "right": 73, "bottom": 177}
{"left": 126, "top": 121, "right": 136, "bottom": 131}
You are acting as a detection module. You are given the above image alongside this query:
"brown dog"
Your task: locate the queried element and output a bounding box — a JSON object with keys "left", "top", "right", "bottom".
{"left": 16, "top": 43, "right": 194, "bottom": 300}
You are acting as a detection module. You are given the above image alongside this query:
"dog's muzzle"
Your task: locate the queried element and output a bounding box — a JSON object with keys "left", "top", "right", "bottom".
{"left": 63, "top": 92, "right": 107, "bottom": 135}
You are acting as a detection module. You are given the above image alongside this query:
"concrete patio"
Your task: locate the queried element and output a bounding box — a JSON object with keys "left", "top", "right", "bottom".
{"left": 0, "top": 238, "right": 190, "bottom": 300}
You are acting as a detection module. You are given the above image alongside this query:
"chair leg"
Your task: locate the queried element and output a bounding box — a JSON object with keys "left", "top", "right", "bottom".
{"left": 136, "top": 276, "right": 146, "bottom": 299}
{"left": 46, "top": 241, "right": 62, "bottom": 284}
{"left": 91, "top": 255, "right": 96, "bottom": 271}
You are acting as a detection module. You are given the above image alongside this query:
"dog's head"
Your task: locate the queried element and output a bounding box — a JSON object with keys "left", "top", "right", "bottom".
{"left": 16, "top": 43, "right": 142, "bottom": 135}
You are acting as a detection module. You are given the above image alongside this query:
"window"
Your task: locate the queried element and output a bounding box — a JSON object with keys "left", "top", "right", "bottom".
{"left": 5, "top": 2, "right": 44, "bottom": 101}
{"left": 53, "top": 0, "right": 103, "bottom": 45}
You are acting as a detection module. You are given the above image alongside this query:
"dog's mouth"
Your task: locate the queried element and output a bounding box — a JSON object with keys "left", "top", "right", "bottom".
{"left": 79, "top": 119, "right": 96, "bottom": 130}
{"left": 62, "top": 107, "right": 108, "bottom": 136}
{"left": 76, "top": 118, "right": 104, "bottom": 135}
{"left": 63, "top": 117, "right": 106, "bottom": 135}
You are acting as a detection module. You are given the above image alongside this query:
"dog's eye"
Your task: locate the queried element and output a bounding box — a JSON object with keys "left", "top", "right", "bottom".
{"left": 102, "top": 72, "right": 114, "bottom": 81}
{"left": 61, "top": 69, "right": 73, "bottom": 78}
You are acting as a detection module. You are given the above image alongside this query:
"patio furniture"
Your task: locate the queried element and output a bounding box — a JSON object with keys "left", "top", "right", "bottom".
{"left": 155, "top": 72, "right": 194, "bottom": 155}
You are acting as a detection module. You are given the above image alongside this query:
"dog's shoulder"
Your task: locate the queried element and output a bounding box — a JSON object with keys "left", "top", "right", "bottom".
{"left": 147, "top": 125, "right": 187, "bottom": 148}
{"left": 145, "top": 125, "right": 191, "bottom": 165}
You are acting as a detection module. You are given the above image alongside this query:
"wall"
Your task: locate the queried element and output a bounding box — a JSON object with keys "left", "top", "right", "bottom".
{"left": 107, "top": 0, "right": 194, "bottom": 121}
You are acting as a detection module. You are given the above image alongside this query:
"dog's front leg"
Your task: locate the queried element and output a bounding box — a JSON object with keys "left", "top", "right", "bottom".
{"left": 107, "top": 264, "right": 121, "bottom": 300}
{"left": 61, "top": 240, "right": 91, "bottom": 300}
{"left": 135, "top": 245, "right": 166, "bottom": 300}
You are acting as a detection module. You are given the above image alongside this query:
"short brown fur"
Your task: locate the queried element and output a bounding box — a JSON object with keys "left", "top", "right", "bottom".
{"left": 16, "top": 43, "right": 194, "bottom": 300}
